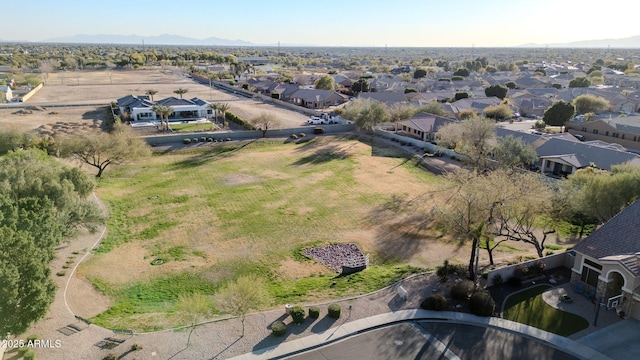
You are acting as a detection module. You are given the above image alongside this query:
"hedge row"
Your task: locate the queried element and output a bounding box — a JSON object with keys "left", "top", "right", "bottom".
{"left": 225, "top": 112, "right": 255, "bottom": 130}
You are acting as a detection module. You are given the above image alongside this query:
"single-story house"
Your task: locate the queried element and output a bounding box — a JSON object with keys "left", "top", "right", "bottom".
{"left": 535, "top": 137, "right": 640, "bottom": 177}
{"left": 289, "top": 89, "right": 348, "bottom": 109}
{"left": 396, "top": 112, "right": 458, "bottom": 142}
{"left": 571, "top": 199, "right": 640, "bottom": 320}
{"left": 116, "top": 95, "right": 211, "bottom": 122}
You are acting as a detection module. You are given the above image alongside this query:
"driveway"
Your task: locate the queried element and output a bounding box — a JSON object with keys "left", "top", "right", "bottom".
{"left": 576, "top": 318, "right": 640, "bottom": 359}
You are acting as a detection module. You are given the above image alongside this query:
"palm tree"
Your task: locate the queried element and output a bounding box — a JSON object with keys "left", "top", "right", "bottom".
{"left": 217, "top": 103, "right": 230, "bottom": 126}
{"left": 145, "top": 89, "right": 158, "bottom": 101}
{"left": 208, "top": 103, "right": 219, "bottom": 123}
{"left": 174, "top": 88, "right": 189, "bottom": 99}
{"left": 152, "top": 104, "right": 173, "bottom": 132}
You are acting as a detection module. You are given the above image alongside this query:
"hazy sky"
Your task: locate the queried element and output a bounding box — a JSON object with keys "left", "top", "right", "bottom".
{"left": 3, "top": 0, "right": 638, "bottom": 46}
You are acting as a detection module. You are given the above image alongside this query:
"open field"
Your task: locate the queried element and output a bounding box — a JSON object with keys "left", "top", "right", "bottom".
{"left": 75, "top": 135, "right": 542, "bottom": 331}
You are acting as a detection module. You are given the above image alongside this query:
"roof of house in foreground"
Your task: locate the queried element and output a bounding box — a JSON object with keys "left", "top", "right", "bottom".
{"left": 573, "top": 200, "right": 640, "bottom": 276}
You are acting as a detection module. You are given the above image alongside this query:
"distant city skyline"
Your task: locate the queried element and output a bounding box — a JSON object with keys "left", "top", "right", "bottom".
{"left": 2, "top": 0, "right": 638, "bottom": 47}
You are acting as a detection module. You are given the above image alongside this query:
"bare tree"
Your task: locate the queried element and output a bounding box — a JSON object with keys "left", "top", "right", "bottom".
{"left": 249, "top": 113, "right": 280, "bottom": 137}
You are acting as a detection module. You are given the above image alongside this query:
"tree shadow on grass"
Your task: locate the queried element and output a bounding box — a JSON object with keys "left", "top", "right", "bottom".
{"left": 168, "top": 139, "right": 257, "bottom": 169}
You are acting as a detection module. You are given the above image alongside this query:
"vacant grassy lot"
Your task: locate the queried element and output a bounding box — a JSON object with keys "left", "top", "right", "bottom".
{"left": 81, "top": 135, "right": 467, "bottom": 330}
{"left": 503, "top": 285, "right": 589, "bottom": 336}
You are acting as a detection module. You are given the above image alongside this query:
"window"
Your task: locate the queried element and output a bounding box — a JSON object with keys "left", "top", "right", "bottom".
{"left": 582, "top": 127, "right": 587, "bottom": 132}
{"left": 593, "top": 129, "right": 599, "bottom": 134}
{"left": 622, "top": 134, "right": 625, "bottom": 139}
{"left": 581, "top": 266, "right": 600, "bottom": 287}
{"left": 606, "top": 131, "right": 609, "bottom": 136}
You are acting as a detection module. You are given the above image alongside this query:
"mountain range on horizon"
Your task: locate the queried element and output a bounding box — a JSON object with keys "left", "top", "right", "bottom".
{"left": 1, "top": 33, "right": 640, "bottom": 48}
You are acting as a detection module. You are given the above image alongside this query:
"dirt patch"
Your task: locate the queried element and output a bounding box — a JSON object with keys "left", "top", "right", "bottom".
{"left": 66, "top": 275, "right": 112, "bottom": 318}
{"left": 276, "top": 259, "right": 333, "bottom": 279}
{"left": 223, "top": 173, "right": 264, "bottom": 186}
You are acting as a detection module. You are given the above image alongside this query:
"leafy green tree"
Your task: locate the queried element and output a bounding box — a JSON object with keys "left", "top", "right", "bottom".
{"left": 173, "top": 88, "right": 189, "bottom": 99}
{"left": 60, "top": 123, "right": 151, "bottom": 177}
{"left": 0, "top": 129, "right": 36, "bottom": 154}
{"left": 314, "top": 75, "right": 335, "bottom": 90}
{"left": 176, "top": 293, "right": 213, "bottom": 348}
{"left": 413, "top": 68, "right": 427, "bottom": 79}
{"left": 415, "top": 101, "right": 451, "bottom": 117}
{"left": 351, "top": 78, "right": 369, "bottom": 94}
{"left": 573, "top": 94, "right": 609, "bottom": 114}
{"left": 0, "top": 149, "right": 103, "bottom": 338}
{"left": 569, "top": 77, "right": 591, "bottom": 88}
{"left": 216, "top": 276, "right": 269, "bottom": 337}
{"left": 484, "top": 84, "right": 508, "bottom": 100}
{"left": 249, "top": 113, "right": 280, "bottom": 137}
{"left": 504, "top": 81, "right": 517, "bottom": 89}
{"left": 387, "top": 103, "right": 415, "bottom": 132}
{"left": 341, "top": 98, "right": 388, "bottom": 132}
{"left": 483, "top": 104, "right": 513, "bottom": 120}
{"left": 493, "top": 135, "right": 538, "bottom": 170}
{"left": 543, "top": 100, "right": 575, "bottom": 127}
{"left": 458, "top": 109, "right": 478, "bottom": 120}
{"left": 453, "top": 68, "right": 470, "bottom": 77}
{"left": 437, "top": 117, "right": 496, "bottom": 172}
{"left": 454, "top": 92, "right": 470, "bottom": 101}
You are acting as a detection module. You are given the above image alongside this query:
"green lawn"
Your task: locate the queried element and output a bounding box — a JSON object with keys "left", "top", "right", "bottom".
{"left": 168, "top": 122, "right": 215, "bottom": 132}
{"left": 84, "top": 136, "right": 438, "bottom": 331}
{"left": 503, "top": 285, "right": 589, "bottom": 336}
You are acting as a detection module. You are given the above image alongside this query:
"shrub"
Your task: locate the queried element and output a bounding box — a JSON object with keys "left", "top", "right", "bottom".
{"left": 201, "top": 137, "right": 207, "bottom": 142}
{"left": 290, "top": 134, "right": 298, "bottom": 139}
{"left": 102, "top": 354, "right": 117, "bottom": 360}
{"left": 26, "top": 334, "right": 38, "bottom": 342}
{"left": 23, "top": 350, "right": 35, "bottom": 360}
{"left": 313, "top": 127, "right": 325, "bottom": 134}
{"left": 271, "top": 321, "right": 286, "bottom": 337}
{"left": 507, "top": 276, "right": 522, "bottom": 287}
{"left": 328, "top": 303, "right": 341, "bottom": 319}
{"left": 513, "top": 264, "right": 529, "bottom": 279}
{"left": 290, "top": 305, "right": 306, "bottom": 324}
{"left": 309, "top": 306, "right": 320, "bottom": 319}
{"left": 492, "top": 274, "right": 504, "bottom": 286}
{"left": 450, "top": 280, "right": 474, "bottom": 300}
{"left": 436, "top": 260, "right": 450, "bottom": 282}
{"left": 183, "top": 138, "right": 192, "bottom": 144}
{"left": 299, "top": 133, "right": 306, "bottom": 137}
{"left": 420, "top": 294, "right": 448, "bottom": 311}
{"left": 225, "top": 138, "right": 232, "bottom": 141}
{"left": 469, "top": 290, "right": 496, "bottom": 317}
{"left": 131, "top": 343, "right": 142, "bottom": 351}
{"left": 207, "top": 137, "right": 213, "bottom": 142}
{"left": 56, "top": 271, "right": 66, "bottom": 276}
{"left": 192, "top": 138, "right": 199, "bottom": 143}
{"left": 18, "top": 347, "right": 30, "bottom": 356}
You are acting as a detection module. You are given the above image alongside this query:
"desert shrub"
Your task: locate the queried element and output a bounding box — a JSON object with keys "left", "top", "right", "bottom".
{"left": 513, "top": 263, "right": 529, "bottom": 279}
{"left": 529, "top": 259, "right": 546, "bottom": 275}
{"left": 23, "top": 350, "right": 35, "bottom": 360}
{"left": 290, "top": 305, "right": 306, "bottom": 324}
{"left": 313, "top": 127, "right": 325, "bottom": 134}
{"left": 299, "top": 133, "right": 306, "bottom": 137}
{"left": 290, "top": 134, "right": 298, "bottom": 139}
{"left": 437, "top": 260, "right": 469, "bottom": 282}
{"left": 507, "top": 276, "right": 522, "bottom": 287}
{"left": 207, "top": 137, "right": 213, "bottom": 142}
{"left": 492, "top": 274, "right": 504, "bottom": 286}
{"left": 131, "top": 343, "right": 142, "bottom": 351}
{"left": 26, "top": 334, "right": 38, "bottom": 342}
{"left": 271, "top": 321, "right": 286, "bottom": 337}
{"left": 225, "top": 138, "right": 232, "bottom": 141}
{"left": 328, "top": 303, "right": 341, "bottom": 319}
{"left": 201, "top": 137, "right": 207, "bottom": 142}
{"left": 450, "top": 280, "right": 474, "bottom": 300}
{"left": 18, "top": 347, "right": 30, "bottom": 356}
{"left": 56, "top": 271, "right": 66, "bottom": 276}
{"left": 309, "top": 306, "right": 320, "bottom": 319}
{"left": 420, "top": 294, "right": 448, "bottom": 311}
{"left": 469, "top": 290, "right": 496, "bottom": 317}
{"left": 192, "top": 138, "right": 199, "bottom": 143}
{"left": 102, "top": 354, "right": 117, "bottom": 360}
{"left": 183, "top": 138, "right": 192, "bottom": 144}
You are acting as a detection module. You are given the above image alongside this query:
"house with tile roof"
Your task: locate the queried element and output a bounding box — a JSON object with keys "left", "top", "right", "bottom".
{"left": 396, "top": 112, "right": 457, "bottom": 142}
{"left": 571, "top": 199, "right": 640, "bottom": 319}
{"left": 565, "top": 115, "right": 640, "bottom": 152}
{"left": 289, "top": 89, "right": 348, "bottom": 109}
{"left": 116, "top": 95, "right": 211, "bottom": 122}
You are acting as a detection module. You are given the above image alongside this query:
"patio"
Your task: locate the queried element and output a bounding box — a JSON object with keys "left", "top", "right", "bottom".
{"left": 541, "top": 283, "right": 623, "bottom": 339}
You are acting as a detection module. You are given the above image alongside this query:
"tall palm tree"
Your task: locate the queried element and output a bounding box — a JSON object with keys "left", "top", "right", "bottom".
{"left": 174, "top": 88, "right": 188, "bottom": 99}
{"left": 217, "top": 103, "right": 230, "bottom": 126}
{"left": 208, "top": 103, "right": 219, "bottom": 123}
{"left": 145, "top": 89, "right": 158, "bottom": 101}
{"left": 152, "top": 104, "right": 173, "bottom": 132}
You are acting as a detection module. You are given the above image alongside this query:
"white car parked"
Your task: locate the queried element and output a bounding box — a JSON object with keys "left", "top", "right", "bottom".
{"left": 307, "top": 116, "right": 326, "bottom": 125}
